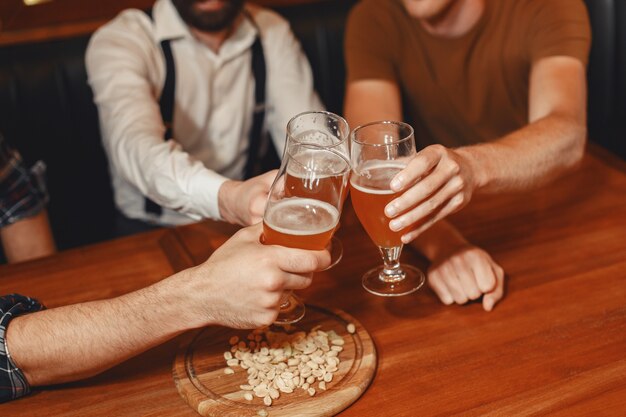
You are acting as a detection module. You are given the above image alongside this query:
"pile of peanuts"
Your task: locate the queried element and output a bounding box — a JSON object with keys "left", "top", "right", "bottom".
{"left": 222, "top": 324, "right": 354, "bottom": 407}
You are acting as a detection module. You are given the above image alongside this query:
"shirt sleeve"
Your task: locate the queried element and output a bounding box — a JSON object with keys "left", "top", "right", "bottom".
{"left": 0, "top": 133, "right": 49, "bottom": 228}
{"left": 0, "top": 294, "right": 45, "bottom": 403}
{"left": 344, "top": 1, "right": 400, "bottom": 84}
{"left": 526, "top": 0, "right": 591, "bottom": 65}
{"left": 85, "top": 12, "right": 228, "bottom": 222}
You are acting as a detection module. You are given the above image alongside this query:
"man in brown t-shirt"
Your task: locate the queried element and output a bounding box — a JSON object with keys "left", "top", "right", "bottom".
{"left": 344, "top": 0, "right": 590, "bottom": 311}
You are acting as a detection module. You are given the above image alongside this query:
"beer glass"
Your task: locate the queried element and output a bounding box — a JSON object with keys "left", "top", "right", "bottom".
{"left": 285, "top": 111, "right": 350, "bottom": 268}
{"left": 350, "top": 121, "right": 425, "bottom": 296}
{"left": 263, "top": 143, "right": 350, "bottom": 324}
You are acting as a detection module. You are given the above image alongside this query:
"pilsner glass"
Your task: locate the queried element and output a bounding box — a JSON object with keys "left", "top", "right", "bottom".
{"left": 350, "top": 121, "right": 425, "bottom": 296}
{"left": 284, "top": 111, "right": 350, "bottom": 268}
{"left": 263, "top": 143, "right": 351, "bottom": 324}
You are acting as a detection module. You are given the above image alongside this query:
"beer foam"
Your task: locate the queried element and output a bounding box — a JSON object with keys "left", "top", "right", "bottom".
{"left": 350, "top": 162, "right": 405, "bottom": 194}
{"left": 349, "top": 180, "right": 396, "bottom": 195}
{"left": 265, "top": 198, "right": 339, "bottom": 235}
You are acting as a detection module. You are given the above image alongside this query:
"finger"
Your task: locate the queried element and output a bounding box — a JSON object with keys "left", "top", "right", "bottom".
{"left": 427, "top": 268, "right": 454, "bottom": 305}
{"left": 452, "top": 257, "right": 482, "bottom": 301}
{"left": 385, "top": 164, "right": 454, "bottom": 224}
{"left": 390, "top": 145, "right": 444, "bottom": 192}
{"left": 282, "top": 272, "right": 314, "bottom": 291}
{"left": 483, "top": 265, "right": 505, "bottom": 312}
{"left": 249, "top": 197, "right": 266, "bottom": 224}
{"left": 400, "top": 194, "right": 465, "bottom": 243}
{"left": 470, "top": 253, "right": 498, "bottom": 293}
{"left": 274, "top": 247, "right": 331, "bottom": 273}
{"left": 389, "top": 175, "right": 463, "bottom": 231}
{"left": 439, "top": 263, "right": 468, "bottom": 305}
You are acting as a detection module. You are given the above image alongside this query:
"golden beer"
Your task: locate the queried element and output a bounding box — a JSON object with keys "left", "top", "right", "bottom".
{"left": 284, "top": 148, "right": 349, "bottom": 205}
{"left": 350, "top": 163, "right": 406, "bottom": 247}
{"left": 263, "top": 198, "right": 339, "bottom": 250}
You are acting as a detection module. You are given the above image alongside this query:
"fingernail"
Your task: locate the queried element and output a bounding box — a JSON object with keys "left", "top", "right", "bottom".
{"left": 389, "top": 219, "right": 403, "bottom": 231}
{"left": 385, "top": 204, "right": 397, "bottom": 217}
{"left": 484, "top": 299, "right": 494, "bottom": 311}
{"left": 390, "top": 177, "right": 403, "bottom": 190}
{"left": 442, "top": 296, "right": 453, "bottom": 305}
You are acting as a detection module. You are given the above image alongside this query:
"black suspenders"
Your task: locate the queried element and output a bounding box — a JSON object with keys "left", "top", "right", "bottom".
{"left": 143, "top": 8, "right": 278, "bottom": 218}
{"left": 144, "top": 8, "right": 175, "bottom": 215}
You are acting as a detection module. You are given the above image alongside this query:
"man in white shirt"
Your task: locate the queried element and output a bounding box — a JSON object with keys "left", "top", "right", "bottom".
{"left": 86, "top": 0, "right": 322, "bottom": 227}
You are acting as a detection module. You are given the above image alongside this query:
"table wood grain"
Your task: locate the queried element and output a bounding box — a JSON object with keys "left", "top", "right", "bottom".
{"left": 1, "top": 146, "right": 625, "bottom": 416}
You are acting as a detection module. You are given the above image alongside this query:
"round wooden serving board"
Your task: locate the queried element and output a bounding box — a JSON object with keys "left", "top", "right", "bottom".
{"left": 172, "top": 305, "right": 377, "bottom": 417}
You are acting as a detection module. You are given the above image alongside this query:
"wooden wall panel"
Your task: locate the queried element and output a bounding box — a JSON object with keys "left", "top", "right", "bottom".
{"left": 0, "top": 0, "right": 336, "bottom": 46}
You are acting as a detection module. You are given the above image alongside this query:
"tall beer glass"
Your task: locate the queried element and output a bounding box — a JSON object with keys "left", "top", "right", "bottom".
{"left": 350, "top": 121, "right": 425, "bottom": 296}
{"left": 285, "top": 111, "right": 350, "bottom": 268}
{"left": 263, "top": 143, "right": 350, "bottom": 324}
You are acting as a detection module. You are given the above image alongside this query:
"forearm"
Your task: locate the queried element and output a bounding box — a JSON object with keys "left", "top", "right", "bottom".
{"left": 6, "top": 274, "right": 193, "bottom": 386}
{"left": 1, "top": 211, "right": 56, "bottom": 263}
{"left": 461, "top": 110, "right": 586, "bottom": 195}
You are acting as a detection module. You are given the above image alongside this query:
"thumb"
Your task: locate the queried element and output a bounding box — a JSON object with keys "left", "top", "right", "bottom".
{"left": 482, "top": 267, "right": 505, "bottom": 312}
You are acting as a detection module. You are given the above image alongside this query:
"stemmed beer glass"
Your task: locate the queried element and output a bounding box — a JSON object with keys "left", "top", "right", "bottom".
{"left": 285, "top": 111, "right": 350, "bottom": 268}
{"left": 350, "top": 121, "right": 425, "bottom": 296}
{"left": 263, "top": 143, "right": 351, "bottom": 324}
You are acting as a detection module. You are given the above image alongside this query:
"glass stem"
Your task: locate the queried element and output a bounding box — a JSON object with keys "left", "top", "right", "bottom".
{"left": 279, "top": 291, "right": 293, "bottom": 310}
{"left": 378, "top": 246, "right": 406, "bottom": 283}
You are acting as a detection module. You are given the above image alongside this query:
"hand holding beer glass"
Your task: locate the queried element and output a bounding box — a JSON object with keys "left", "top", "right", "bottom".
{"left": 350, "top": 121, "right": 426, "bottom": 296}
{"left": 263, "top": 143, "right": 350, "bottom": 324}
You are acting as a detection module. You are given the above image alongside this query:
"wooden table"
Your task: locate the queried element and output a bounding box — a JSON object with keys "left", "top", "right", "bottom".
{"left": 1, "top": 146, "right": 625, "bottom": 416}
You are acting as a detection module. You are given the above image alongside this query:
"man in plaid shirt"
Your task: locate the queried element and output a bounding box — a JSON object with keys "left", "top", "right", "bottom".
{"left": 0, "top": 131, "right": 55, "bottom": 263}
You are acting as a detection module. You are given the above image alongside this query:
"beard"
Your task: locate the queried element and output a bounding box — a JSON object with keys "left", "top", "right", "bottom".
{"left": 172, "top": 0, "right": 245, "bottom": 32}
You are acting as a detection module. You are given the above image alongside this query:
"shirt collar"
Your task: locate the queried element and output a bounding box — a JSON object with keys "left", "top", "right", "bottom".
{"left": 153, "top": 0, "right": 194, "bottom": 42}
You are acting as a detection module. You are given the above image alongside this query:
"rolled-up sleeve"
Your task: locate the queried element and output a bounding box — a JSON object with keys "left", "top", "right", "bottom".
{"left": 0, "top": 294, "right": 45, "bottom": 403}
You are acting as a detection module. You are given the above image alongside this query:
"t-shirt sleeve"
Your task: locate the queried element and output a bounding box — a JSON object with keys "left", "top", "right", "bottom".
{"left": 526, "top": 0, "right": 591, "bottom": 65}
{"left": 344, "top": 1, "right": 400, "bottom": 83}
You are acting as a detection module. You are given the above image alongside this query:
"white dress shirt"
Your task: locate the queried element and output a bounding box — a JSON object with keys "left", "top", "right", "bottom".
{"left": 86, "top": 0, "right": 322, "bottom": 225}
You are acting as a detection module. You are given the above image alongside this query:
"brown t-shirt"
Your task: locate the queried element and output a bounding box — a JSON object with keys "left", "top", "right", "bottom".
{"left": 345, "top": 0, "right": 591, "bottom": 148}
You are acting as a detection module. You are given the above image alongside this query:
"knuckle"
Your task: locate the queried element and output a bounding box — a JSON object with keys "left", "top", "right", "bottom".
{"left": 456, "top": 295, "right": 469, "bottom": 305}
{"left": 450, "top": 194, "right": 464, "bottom": 209}
{"left": 455, "top": 175, "right": 465, "bottom": 190}
{"left": 467, "top": 287, "right": 482, "bottom": 300}
{"left": 450, "top": 176, "right": 464, "bottom": 193}
{"left": 427, "top": 198, "right": 439, "bottom": 213}
{"left": 261, "top": 292, "right": 282, "bottom": 309}
{"left": 447, "top": 160, "right": 460, "bottom": 175}
{"left": 431, "top": 144, "right": 446, "bottom": 154}
{"left": 263, "top": 274, "right": 284, "bottom": 292}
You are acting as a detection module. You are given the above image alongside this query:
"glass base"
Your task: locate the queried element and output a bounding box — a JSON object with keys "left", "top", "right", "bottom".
{"left": 274, "top": 293, "right": 306, "bottom": 325}
{"left": 362, "top": 264, "right": 425, "bottom": 297}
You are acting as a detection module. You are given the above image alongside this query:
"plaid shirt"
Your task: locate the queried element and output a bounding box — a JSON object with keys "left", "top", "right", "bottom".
{"left": 0, "top": 132, "right": 48, "bottom": 227}
{"left": 0, "top": 294, "right": 44, "bottom": 403}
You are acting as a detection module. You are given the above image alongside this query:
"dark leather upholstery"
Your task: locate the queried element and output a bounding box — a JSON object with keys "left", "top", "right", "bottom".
{"left": 583, "top": 0, "right": 626, "bottom": 159}
{"left": 0, "top": 36, "right": 116, "bottom": 249}
{"left": 0, "top": 0, "right": 622, "bottom": 252}
{"left": 275, "top": 0, "right": 356, "bottom": 114}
